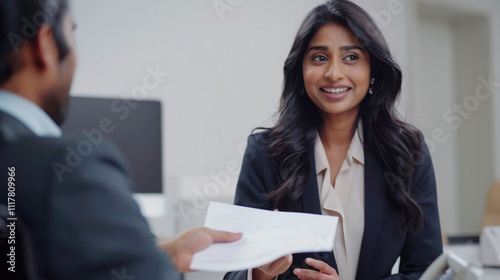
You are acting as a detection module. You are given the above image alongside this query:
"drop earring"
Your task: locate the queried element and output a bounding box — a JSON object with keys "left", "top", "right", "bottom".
{"left": 368, "top": 78, "right": 375, "bottom": 95}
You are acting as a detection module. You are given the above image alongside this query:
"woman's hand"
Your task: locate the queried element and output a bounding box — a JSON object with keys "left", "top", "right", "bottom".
{"left": 293, "top": 258, "right": 340, "bottom": 280}
{"left": 252, "top": 254, "right": 293, "bottom": 280}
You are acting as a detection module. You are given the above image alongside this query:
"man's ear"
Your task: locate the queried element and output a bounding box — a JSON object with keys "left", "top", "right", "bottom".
{"left": 32, "top": 24, "right": 59, "bottom": 71}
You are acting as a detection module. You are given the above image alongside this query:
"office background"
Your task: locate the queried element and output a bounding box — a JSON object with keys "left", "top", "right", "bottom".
{"left": 70, "top": 0, "right": 500, "bottom": 277}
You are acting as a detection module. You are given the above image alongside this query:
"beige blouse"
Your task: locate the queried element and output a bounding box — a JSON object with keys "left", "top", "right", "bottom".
{"left": 314, "top": 121, "right": 365, "bottom": 280}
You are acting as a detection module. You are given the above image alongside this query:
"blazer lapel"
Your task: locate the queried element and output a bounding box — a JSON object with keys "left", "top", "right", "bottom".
{"left": 298, "top": 148, "right": 337, "bottom": 271}
{"left": 355, "top": 146, "right": 386, "bottom": 279}
{"left": 299, "top": 149, "right": 322, "bottom": 214}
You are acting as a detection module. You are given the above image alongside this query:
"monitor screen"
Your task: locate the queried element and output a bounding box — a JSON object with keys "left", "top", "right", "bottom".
{"left": 61, "top": 96, "right": 162, "bottom": 194}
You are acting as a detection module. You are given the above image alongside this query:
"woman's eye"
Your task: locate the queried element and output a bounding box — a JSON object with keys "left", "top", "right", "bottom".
{"left": 344, "top": 54, "right": 359, "bottom": 61}
{"left": 312, "top": 55, "right": 327, "bottom": 62}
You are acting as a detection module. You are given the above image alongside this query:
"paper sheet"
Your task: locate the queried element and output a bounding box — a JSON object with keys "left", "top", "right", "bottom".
{"left": 190, "top": 201, "right": 338, "bottom": 271}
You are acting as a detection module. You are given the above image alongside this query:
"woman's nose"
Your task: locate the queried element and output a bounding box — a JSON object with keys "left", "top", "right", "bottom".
{"left": 324, "top": 60, "right": 344, "bottom": 82}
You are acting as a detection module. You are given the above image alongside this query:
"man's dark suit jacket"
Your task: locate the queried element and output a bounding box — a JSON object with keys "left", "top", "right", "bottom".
{"left": 225, "top": 131, "right": 443, "bottom": 280}
{"left": 0, "top": 111, "right": 179, "bottom": 279}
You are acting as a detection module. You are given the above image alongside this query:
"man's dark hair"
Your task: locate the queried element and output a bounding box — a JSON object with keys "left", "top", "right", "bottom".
{"left": 0, "top": 0, "right": 69, "bottom": 85}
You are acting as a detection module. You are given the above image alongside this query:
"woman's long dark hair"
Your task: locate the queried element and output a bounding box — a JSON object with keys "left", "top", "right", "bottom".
{"left": 266, "top": 0, "right": 424, "bottom": 232}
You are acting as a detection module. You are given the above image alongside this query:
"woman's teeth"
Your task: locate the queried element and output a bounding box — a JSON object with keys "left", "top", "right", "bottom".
{"left": 321, "top": 88, "right": 350, "bottom": 94}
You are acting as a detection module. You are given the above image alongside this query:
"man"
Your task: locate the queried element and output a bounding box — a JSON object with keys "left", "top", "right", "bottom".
{"left": 0, "top": 1, "right": 241, "bottom": 279}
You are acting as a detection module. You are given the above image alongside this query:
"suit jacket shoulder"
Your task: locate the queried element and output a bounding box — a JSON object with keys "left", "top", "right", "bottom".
{"left": 0, "top": 111, "right": 35, "bottom": 150}
{"left": 233, "top": 131, "right": 278, "bottom": 210}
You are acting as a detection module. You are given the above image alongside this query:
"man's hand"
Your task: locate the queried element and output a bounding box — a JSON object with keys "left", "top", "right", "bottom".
{"left": 159, "top": 227, "right": 242, "bottom": 272}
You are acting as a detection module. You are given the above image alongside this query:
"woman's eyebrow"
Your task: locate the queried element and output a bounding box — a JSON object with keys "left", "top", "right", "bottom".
{"left": 340, "top": 45, "right": 364, "bottom": 51}
{"left": 306, "top": 45, "right": 364, "bottom": 53}
{"left": 306, "top": 46, "right": 328, "bottom": 53}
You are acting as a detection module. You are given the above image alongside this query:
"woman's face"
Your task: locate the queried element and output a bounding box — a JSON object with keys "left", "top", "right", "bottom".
{"left": 302, "top": 23, "right": 371, "bottom": 119}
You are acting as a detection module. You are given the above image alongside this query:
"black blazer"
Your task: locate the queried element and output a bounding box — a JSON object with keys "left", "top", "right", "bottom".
{"left": 0, "top": 111, "right": 179, "bottom": 280}
{"left": 225, "top": 131, "right": 442, "bottom": 280}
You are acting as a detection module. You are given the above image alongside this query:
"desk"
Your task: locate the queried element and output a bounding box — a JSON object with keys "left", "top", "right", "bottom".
{"left": 445, "top": 244, "right": 500, "bottom": 280}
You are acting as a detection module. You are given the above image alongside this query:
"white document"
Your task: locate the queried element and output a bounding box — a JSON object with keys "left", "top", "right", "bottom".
{"left": 190, "top": 201, "right": 338, "bottom": 272}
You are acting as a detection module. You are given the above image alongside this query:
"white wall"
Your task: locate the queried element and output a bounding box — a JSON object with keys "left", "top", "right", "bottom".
{"left": 70, "top": 0, "right": 500, "bottom": 239}
{"left": 71, "top": 0, "right": 323, "bottom": 178}
{"left": 70, "top": 0, "right": 326, "bottom": 238}
{"left": 413, "top": 14, "right": 460, "bottom": 234}
{"left": 455, "top": 18, "right": 494, "bottom": 234}
{"left": 411, "top": 0, "right": 500, "bottom": 234}
{"left": 422, "top": 0, "right": 500, "bottom": 184}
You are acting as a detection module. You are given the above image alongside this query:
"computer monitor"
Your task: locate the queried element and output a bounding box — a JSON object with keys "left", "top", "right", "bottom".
{"left": 60, "top": 95, "right": 165, "bottom": 217}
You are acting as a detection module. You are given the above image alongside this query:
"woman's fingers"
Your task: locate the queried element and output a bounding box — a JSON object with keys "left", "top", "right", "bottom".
{"left": 294, "top": 268, "right": 322, "bottom": 280}
{"left": 293, "top": 258, "right": 340, "bottom": 280}
{"left": 305, "top": 258, "right": 337, "bottom": 275}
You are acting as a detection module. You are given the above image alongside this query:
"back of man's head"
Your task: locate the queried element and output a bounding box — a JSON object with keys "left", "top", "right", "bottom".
{"left": 0, "top": 0, "right": 69, "bottom": 86}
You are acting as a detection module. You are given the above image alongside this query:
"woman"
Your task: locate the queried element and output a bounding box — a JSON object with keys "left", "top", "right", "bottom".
{"left": 224, "top": 1, "right": 442, "bottom": 280}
